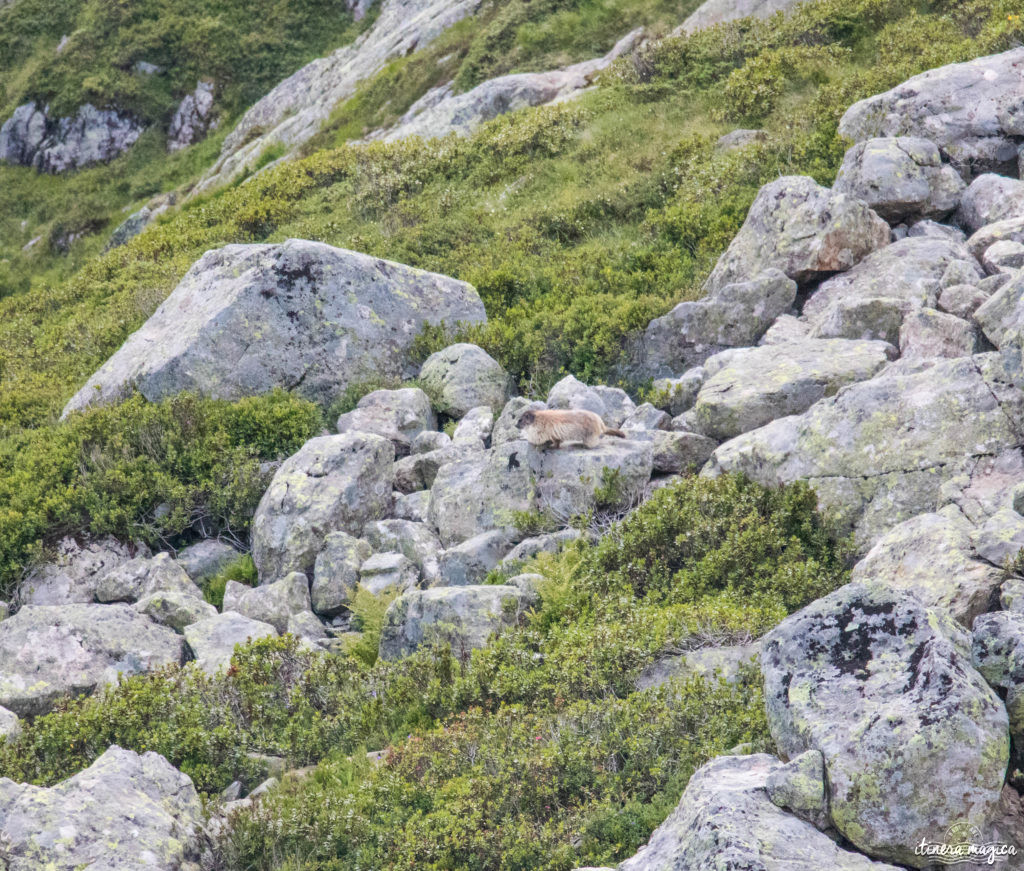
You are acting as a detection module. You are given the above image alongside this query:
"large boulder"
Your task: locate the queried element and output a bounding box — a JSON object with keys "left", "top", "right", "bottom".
{"left": 957, "top": 173, "right": 1024, "bottom": 234}
{"left": 897, "top": 306, "right": 979, "bottom": 359}
{"left": 62, "top": 240, "right": 486, "bottom": 416}
{"left": 95, "top": 553, "right": 204, "bottom": 604}
{"left": 174, "top": 539, "right": 239, "bottom": 584}
{"left": 689, "top": 339, "right": 893, "bottom": 441}
{"left": 975, "top": 272, "right": 1024, "bottom": 351}
{"left": 839, "top": 47, "right": 1024, "bottom": 177}
{"left": 418, "top": 343, "right": 512, "bottom": 418}
{"left": 851, "top": 507, "right": 1003, "bottom": 626}
{"left": 167, "top": 80, "right": 216, "bottom": 151}
{"left": 709, "top": 354, "right": 1024, "bottom": 548}
{"left": 223, "top": 572, "right": 311, "bottom": 634}
{"left": 251, "top": 433, "right": 394, "bottom": 582}
{"left": 0, "top": 101, "right": 144, "bottom": 173}
{"left": 801, "top": 236, "right": 982, "bottom": 331}
{"left": 760, "top": 582, "right": 1008, "bottom": 867}
{"left": 378, "top": 584, "right": 534, "bottom": 661}
{"left": 0, "top": 604, "right": 184, "bottom": 716}
{"left": 183, "top": 611, "right": 277, "bottom": 675}
{"left": 0, "top": 745, "right": 207, "bottom": 870}
{"left": 363, "top": 519, "right": 442, "bottom": 583}
{"left": 675, "top": 0, "right": 804, "bottom": 35}
{"left": 311, "top": 531, "right": 373, "bottom": 615}
{"left": 808, "top": 296, "right": 912, "bottom": 345}
{"left": 703, "top": 176, "right": 889, "bottom": 295}
{"left": 618, "top": 754, "right": 901, "bottom": 871}
{"left": 640, "top": 269, "right": 797, "bottom": 376}
{"left": 832, "top": 137, "right": 964, "bottom": 223}
{"left": 18, "top": 536, "right": 146, "bottom": 606}
{"left": 437, "top": 529, "right": 514, "bottom": 586}
{"left": 335, "top": 387, "right": 436, "bottom": 455}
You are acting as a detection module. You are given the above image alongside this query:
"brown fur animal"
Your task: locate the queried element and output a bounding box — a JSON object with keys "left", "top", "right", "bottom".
{"left": 516, "top": 408, "right": 625, "bottom": 449}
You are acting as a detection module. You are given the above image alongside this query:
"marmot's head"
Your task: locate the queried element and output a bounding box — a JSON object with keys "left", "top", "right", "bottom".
{"left": 516, "top": 409, "right": 537, "bottom": 429}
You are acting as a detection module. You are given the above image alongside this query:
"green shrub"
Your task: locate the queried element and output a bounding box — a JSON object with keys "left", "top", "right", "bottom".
{"left": 202, "top": 553, "right": 258, "bottom": 610}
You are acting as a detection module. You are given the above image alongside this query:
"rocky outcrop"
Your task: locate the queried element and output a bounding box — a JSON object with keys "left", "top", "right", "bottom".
{"left": 0, "top": 604, "right": 184, "bottom": 715}
{"left": 193, "top": 0, "right": 483, "bottom": 194}
{"left": 335, "top": 387, "right": 436, "bottom": 455}
{"left": 618, "top": 754, "right": 901, "bottom": 870}
{"left": 760, "top": 582, "right": 1008, "bottom": 867}
{"left": 223, "top": 572, "right": 312, "bottom": 633}
{"left": 839, "top": 47, "right": 1024, "bottom": 177}
{"left": 374, "top": 28, "right": 643, "bottom": 143}
{"left": 62, "top": 240, "right": 486, "bottom": 416}
{"left": 18, "top": 536, "right": 147, "bottom": 606}
{"left": 95, "top": 552, "right": 204, "bottom": 604}
{"left": 378, "top": 584, "right": 534, "bottom": 660}
{"left": 675, "top": 0, "right": 806, "bottom": 35}
{"left": 0, "top": 746, "right": 207, "bottom": 870}
{"left": 0, "top": 101, "right": 144, "bottom": 172}
{"left": 167, "top": 80, "right": 216, "bottom": 151}
{"left": 418, "top": 343, "right": 511, "bottom": 418}
{"left": 703, "top": 176, "right": 889, "bottom": 295}
{"left": 183, "top": 611, "right": 278, "bottom": 675}
{"left": 251, "top": 433, "right": 394, "bottom": 582}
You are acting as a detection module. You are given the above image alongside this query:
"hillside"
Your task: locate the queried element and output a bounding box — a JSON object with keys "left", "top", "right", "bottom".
{"left": 0, "top": 0, "right": 1024, "bottom": 868}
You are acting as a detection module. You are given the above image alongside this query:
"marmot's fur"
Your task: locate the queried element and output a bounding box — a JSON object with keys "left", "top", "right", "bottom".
{"left": 516, "top": 408, "right": 625, "bottom": 449}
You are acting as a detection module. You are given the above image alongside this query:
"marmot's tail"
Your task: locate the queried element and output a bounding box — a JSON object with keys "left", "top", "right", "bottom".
{"left": 605, "top": 428, "right": 625, "bottom": 438}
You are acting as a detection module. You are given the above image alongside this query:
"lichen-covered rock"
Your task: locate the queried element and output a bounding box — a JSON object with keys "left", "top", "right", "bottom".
{"left": 972, "top": 506, "right": 1024, "bottom": 567}
{"left": 175, "top": 539, "right": 239, "bottom": 584}
{"left": 975, "top": 273, "right": 1024, "bottom": 350}
{"left": 652, "top": 369, "right": 705, "bottom": 416}
{"left": 311, "top": 531, "right": 373, "bottom": 615}
{"left": 223, "top": 572, "right": 311, "bottom": 633}
{"left": 808, "top": 296, "right": 912, "bottom": 344}
{"left": 135, "top": 590, "right": 217, "bottom": 632}
{"left": 620, "top": 402, "right": 671, "bottom": 433}
{"left": 492, "top": 397, "right": 546, "bottom": 445}
{"left": 104, "top": 191, "right": 176, "bottom": 251}
{"left": 759, "top": 313, "right": 810, "bottom": 345}
{"left": 437, "top": 529, "right": 514, "bottom": 586}
{"left": 703, "top": 177, "right": 889, "bottom": 295}
{"left": 709, "top": 354, "right": 1024, "bottom": 547}
{"left": 640, "top": 269, "right": 797, "bottom": 376}
{"left": 631, "top": 429, "right": 717, "bottom": 474}
{"left": 363, "top": 519, "right": 442, "bottom": 583}
{"left": 96, "top": 552, "right": 204, "bottom": 604}
{"left": 394, "top": 489, "right": 431, "bottom": 522}
{"left": 0, "top": 705, "right": 20, "bottom": 741}
{"left": 957, "top": 173, "right": 1024, "bottom": 234}
{"left": 676, "top": 0, "right": 804, "bottom": 35}
{"left": 546, "top": 374, "right": 607, "bottom": 417}
{"left": 18, "top": 536, "right": 147, "bottom": 606}
{"left": 452, "top": 405, "right": 494, "bottom": 447}
{"left": 428, "top": 439, "right": 536, "bottom": 546}
{"left": 251, "top": 433, "right": 394, "bottom": 581}
{"left": 378, "top": 584, "right": 534, "bottom": 661}
{"left": 500, "top": 527, "right": 584, "bottom": 566}
{"left": 0, "top": 101, "right": 144, "bottom": 173}
{"left": 590, "top": 386, "right": 636, "bottom": 427}
{"left": 394, "top": 443, "right": 477, "bottom": 493}
{"left": 972, "top": 610, "right": 1024, "bottom": 690}
{"left": 183, "top": 611, "right": 277, "bottom": 675}
{"left": 832, "top": 137, "right": 964, "bottom": 223}
{"left": 851, "top": 507, "right": 1003, "bottom": 626}
{"left": 983, "top": 239, "right": 1024, "bottom": 275}
{"left": 802, "top": 237, "right": 982, "bottom": 330}
{"left": 839, "top": 47, "right": 1024, "bottom": 176}
{"left": 62, "top": 240, "right": 486, "bottom": 416}
{"left": 618, "top": 754, "right": 901, "bottom": 871}
{"left": 0, "top": 604, "right": 184, "bottom": 716}
{"left": 760, "top": 582, "right": 1008, "bottom": 867}
{"left": 765, "top": 749, "right": 829, "bottom": 830}
{"left": 418, "top": 343, "right": 511, "bottom": 417}
{"left": 167, "top": 80, "right": 215, "bottom": 151}
{"left": 411, "top": 430, "right": 451, "bottom": 454}
{"left": 968, "top": 215, "right": 1024, "bottom": 262}
{"left": 358, "top": 552, "right": 420, "bottom": 594}
{"left": 898, "top": 307, "right": 979, "bottom": 359}
{"left": 335, "top": 387, "right": 436, "bottom": 455}
{"left": 938, "top": 283, "right": 989, "bottom": 320}
{"left": 0, "top": 745, "right": 207, "bottom": 870}
{"left": 715, "top": 128, "right": 768, "bottom": 151}
{"left": 690, "top": 339, "right": 893, "bottom": 441}
{"left": 288, "top": 610, "right": 328, "bottom": 641}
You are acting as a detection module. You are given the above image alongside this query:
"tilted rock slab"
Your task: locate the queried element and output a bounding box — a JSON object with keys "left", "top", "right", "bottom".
{"left": 760, "top": 582, "right": 1008, "bottom": 868}
{"left": 703, "top": 176, "right": 889, "bottom": 295}
{"left": 618, "top": 753, "right": 901, "bottom": 871}
{"left": 674, "top": 0, "right": 806, "bottom": 35}
{"left": 0, "top": 745, "right": 206, "bottom": 870}
{"left": 62, "top": 239, "right": 486, "bottom": 416}
{"left": 194, "top": 0, "right": 483, "bottom": 193}
{"left": 839, "top": 47, "right": 1024, "bottom": 177}
{"left": 0, "top": 604, "right": 184, "bottom": 716}
{"left": 252, "top": 432, "right": 394, "bottom": 582}
{"left": 708, "top": 354, "right": 1024, "bottom": 548}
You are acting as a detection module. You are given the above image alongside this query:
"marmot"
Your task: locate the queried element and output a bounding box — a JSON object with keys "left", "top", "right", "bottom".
{"left": 516, "top": 408, "right": 625, "bottom": 449}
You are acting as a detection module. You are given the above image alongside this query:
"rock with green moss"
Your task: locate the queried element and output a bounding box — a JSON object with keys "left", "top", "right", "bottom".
{"left": 378, "top": 584, "right": 534, "bottom": 661}
{"left": 0, "top": 604, "right": 185, "bottom": 716}
{"left": 418, "top": 343, "right": 512, "bottom": 418}
{"left": 0, "top": 745, "right": 206, "bottom": 870}
{"left": 851, "top": 507, "right": 1003, "bottom": 626}
{"left": 96, "top": 552, "right": 205, "bottom": 604}
{"left": 311, "top": 531, "right": 373, "bottom": 615}
{"left": 363, "top": 519, "right": 442, "bottom": 583}
{"left": 618, "top": 753, "right": 901, "bottom": 870}
{"left": 972, "top": 611, "right": 1024, "bottom": 690}
{"left": 832, "top": 137, "right": 964, "bottom": 223}
{"left": 61, "top": 240, "right": 486, "bottom": 417}
{"left": 183, "top": 611, "right": 277, "bottom": 676}
{"left": 336, "top": 387, "right": 436, "bottom": 456}
{"left": 223, "top": 571, "right": 311, "bottom": 633}
{"left": 708, "top": 353, "right": 1024, "bottom": 548}
{"left": 760, "top": 582, "right": 1008, "bottom": 867}
{"left": 251, "top": 432, "right": 394, "bottom": 581}
{"left": 765, "top": 749, "right": 828, "bottom": 830}
{"left": 690, "top": 339, "right": 893, "bottom": 441}
{"left": 703, "top": 177, "right": 889, "bottom": 295}
{"left": 135, "top": 589, "right": 217, "bottom": 632}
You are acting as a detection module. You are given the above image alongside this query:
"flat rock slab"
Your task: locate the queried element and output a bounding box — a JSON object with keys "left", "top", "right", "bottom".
{"left": 0, "top": 604, "right": 184, "bottom": 716}
{"left": 62, "top": 239, "right": 486, "bottom": 416}
{"left": 0, "top": 745, "right": 206, "bottom": 870}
